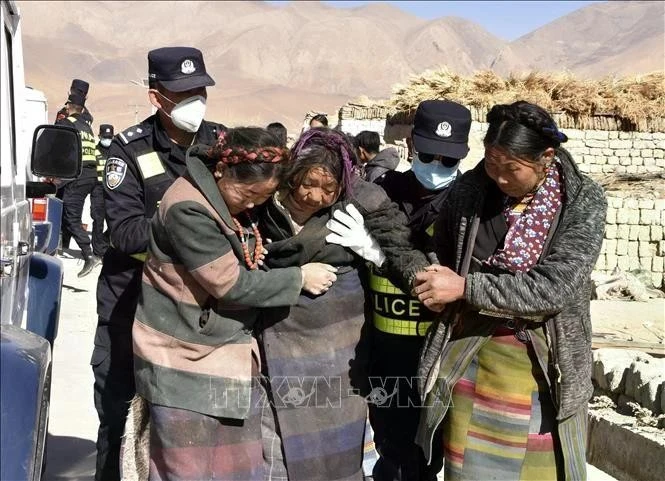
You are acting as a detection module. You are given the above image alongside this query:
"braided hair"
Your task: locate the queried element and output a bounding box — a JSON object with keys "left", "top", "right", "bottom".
{"left": 287, "top": 127, "right": 358, "bottom": 196}
{"left": 484, "top": 101, "right": 568, "bottom": 162}
{"left": 207, "top": 127, "right": 289, "bottom": 183}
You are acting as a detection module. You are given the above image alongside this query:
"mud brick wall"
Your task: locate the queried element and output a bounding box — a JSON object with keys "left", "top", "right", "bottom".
{"left": 598, "top": 195, "right": 665, "bottom": 288}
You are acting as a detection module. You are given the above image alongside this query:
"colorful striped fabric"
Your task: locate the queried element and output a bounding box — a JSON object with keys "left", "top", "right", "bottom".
{"left": 442, "top": 326, "right": 559, "bottom": 481}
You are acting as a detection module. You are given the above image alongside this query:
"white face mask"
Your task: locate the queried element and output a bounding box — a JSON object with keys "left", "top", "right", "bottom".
{"left": 411, "top": 153, "right": 459, "bottom": 190}
{"left": 100, "top": 138, "right": 112, "bottom": 148}
{"left": 158, "top": 92, "right": 207, "bottom": 133}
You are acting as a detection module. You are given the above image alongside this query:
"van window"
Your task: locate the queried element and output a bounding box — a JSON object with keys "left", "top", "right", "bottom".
{"left": 2, "top": 24, "right": 16, "bottom": 170}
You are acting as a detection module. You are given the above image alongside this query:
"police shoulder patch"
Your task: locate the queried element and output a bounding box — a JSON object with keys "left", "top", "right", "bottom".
{"left": 105, "top": 157, "right": 128, "bottom": 190}
{"left": 118, "top": 124, "right": 151, "bottom": 145}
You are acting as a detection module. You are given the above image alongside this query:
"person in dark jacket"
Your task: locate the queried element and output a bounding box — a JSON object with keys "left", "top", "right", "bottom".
{"left": 132, "top": 127, "right": 336, "bottom": 480}
{"left": 258, "top": 128, "right": 429, "bottom": 481}
{"left": 342, "top": 100, "right": 472, "bottom": 481}
{"left": 56, "top": 90, "right": 102, "bottom": 276}
{"left": 354, "top": 130, "right": 400, "bottom": 184}
{"left": 91, "top": 46, "right": 224, "bottom": 481}
{"left": 413, "top": 101, "right": 607, "bottom": 481}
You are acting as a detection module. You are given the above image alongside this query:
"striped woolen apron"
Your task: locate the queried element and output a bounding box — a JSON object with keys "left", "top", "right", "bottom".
{"left": 442, "top": 325, "right": 560, "bottom": 481}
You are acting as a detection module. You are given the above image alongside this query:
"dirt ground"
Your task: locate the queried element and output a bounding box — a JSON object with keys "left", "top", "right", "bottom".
{"left": 43, "top": 251, "right": 636, "bottom": 481}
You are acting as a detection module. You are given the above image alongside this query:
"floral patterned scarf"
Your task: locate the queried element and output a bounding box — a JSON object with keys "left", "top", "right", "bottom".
{"left": 486, "top": 161, "right": 563, "bottom": 272}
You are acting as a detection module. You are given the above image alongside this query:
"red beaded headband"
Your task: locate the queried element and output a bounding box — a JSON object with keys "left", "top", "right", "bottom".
{"left": 214, "top": 131, "right": 287, "bottom": 165}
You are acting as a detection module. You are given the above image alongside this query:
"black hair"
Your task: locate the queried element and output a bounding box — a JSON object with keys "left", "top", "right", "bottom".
{"left": 284, "top": 127, "right": 358, "bottom": 196}
{"left": 208, "top": 127, "right": 289, "bottom": 184}
{"left": 310, "top": 114, "right": 329, "bottom": 127}
{"left": 484, "top": 100, "right": 568, "bottom": 162}
{"left": 266, "top": 122, "right": 288, "bottom": 147}
{"left": 353, "top": 130, "right": 380, "bottom": 154}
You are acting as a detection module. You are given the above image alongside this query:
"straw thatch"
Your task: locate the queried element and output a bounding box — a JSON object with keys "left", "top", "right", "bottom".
{"left": 385, "top": 69, "right": 665, "bottom": 130}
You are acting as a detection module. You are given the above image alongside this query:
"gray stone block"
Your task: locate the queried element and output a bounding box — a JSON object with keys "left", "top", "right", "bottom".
{"left": 620, "top": 156, "right": 632, "bottom": 166}
{"left": 653, "top": 256, "right": 664, "bottom": 273}
{"left": 640, "top": 209, "right": 657, "bottom": 225}
{"left": 565, "top": 128, "right": 584, "bottom": 140}
{"left": 623, "top": 198, "right": 639, "bottom": 209}
{"left": 606, "top": 207, "right": 617, "bottom": 224}
{"left": 642, "top": 149, "right": 654, "bottom": 157}
{"left": 592, "top": 349, "right": 650, "bottom": 394}
{"left": 651, "top": 225, "right": 663, "bottom": 242}
{"left": 624, "top": 358, "right": 665, "bottom": 415}
{"left": 616, "top": 149, "right": 631, "bottom": 157}
{"left": 607, "top": 156, "right": 620, "bottom": 165}
{"left": 617, "top": 255, "right": 629, "bottom": 270}
{"left": 586, "top": 139, "right": 607, "bottom": 148}
{"left": 616, "top": 238, "right": 628, "bottom": 255}
{"left": 654, "top": 149, "right": 664, "bottom": 159}
{"left": 638, "top": 239, "right": 654, "bottom": 255}
{"left": 608, "top": 197, "right": 623, "bottom": 209}
{"left": 610, "top": 139, "right": 633, "bottom": 148}
{"left": 617, "top": 224, "right": 630, "bottom": 240}
{"left": 629, "top": 227, "right": 640, "bottom": 241}
{"left": 628, "top": 240, "right": 639, "bottom": 256}
{"left": 586, "top": 130, "right": 609, "bottom": 140}
{"left": 638, "top": 199, "right": 655, "bottom": 209}
{"left": 590, "top": 147, "right": 604, "bottom": 156}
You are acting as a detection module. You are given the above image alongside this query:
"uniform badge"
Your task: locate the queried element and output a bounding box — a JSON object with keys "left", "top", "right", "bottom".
{"left": 105, "top": 157, "right": 127, "bottom": 190}
{"left": 181, "top": 59, "right": 196, "bottom": 74}
{"left": 435, "top": 121, "right": 452, "bottom": 138}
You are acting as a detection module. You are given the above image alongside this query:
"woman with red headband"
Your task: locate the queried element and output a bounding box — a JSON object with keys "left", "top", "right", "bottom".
{"left": 131, "top": 127, "right": 339, "bottom": 480}
{"left": 257, "top": 127, "right": 429, "bottom": 481}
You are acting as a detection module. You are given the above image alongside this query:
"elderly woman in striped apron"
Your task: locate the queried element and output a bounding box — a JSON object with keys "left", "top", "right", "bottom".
{"left": 413, "top": 101, "right": 607, "bottom": 480}
{"left": 257, "top": 127, "right": 429, "bottom": 481}
{"left": 130, "top": 127, "right": 340, "bottom": 481}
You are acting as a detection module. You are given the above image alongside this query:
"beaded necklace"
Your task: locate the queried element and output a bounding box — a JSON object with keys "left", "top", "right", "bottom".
{"left": 231, "top": 213, "right": 263, "bottom": 270}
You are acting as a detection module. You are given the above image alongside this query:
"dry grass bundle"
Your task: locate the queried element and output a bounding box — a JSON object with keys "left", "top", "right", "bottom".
{"left": 387, "top": 69, "right": 665, "bottom": 126}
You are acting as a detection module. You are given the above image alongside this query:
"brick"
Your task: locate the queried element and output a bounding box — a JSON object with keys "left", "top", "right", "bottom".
{"left": 606, "top": 156, "right": 620, "bottom": 165}
{"left": 619, "top": 132, "right": 635, "bottom": 140}
{"left": 616, "top": 149, "right": 631, "bottom": 157}
{"left": 661, "top": 209, "right": 665, "bottom": 227}
{"left": 629, "top": 226, "right": 640, "bottom": 240}
{"left": 586, "top": 139, "right": 606, "bottom": 148}
{"left": 620, "top": 156, "right": 632, "bottom": 166}
{"left": 638, "top": 199, "right": 655, "bottom": 209}
{"left": 565, "top": 139, "right": 585, "bottom": 148}
{"left": 614, "top": 166, "right": 627, "bottom": 173}
{"left": 641, "top": 209, "right": 658, "bottom": 225}
{"left": 653, "top": 256, "right": 664, "bottom": 273}
{"left": 607, "top": 197, "right": 623, "bottom": 208}
{"left": 602, "top": 165, "right": 615, "bottom": 173}
{"left": 578, "top": 163, "right": 590, "bottom": 174}
{"left": 651, "top": 225, "right": 663, "bottom": 241}
{"left": 617, "top": 224, "right": 630, "bottom": 240}
{"left": 629, "top": 149, "right": 641, "bottom": 157}
{"left": 589, "top": 164, "right": 602, "bottom": 173}
{"left": 610, "top": 139, "right": 632, "bottom": 148}
{"left": 626, "top": 165, "right": 638, "bottom": 174}
{"left": 632, "top": 157, "right": 644, "bottom": 166}
{"left": 655, "top": 199, "right": 665, "bottom": 211}
{"left": 628, "top": 256, "right": 641, "bottom": 271}
{"left": 590, "top": 147, "right": 604, "bottom": 156}
{"left": 634, "top": 140, "right": 655, "bottom": 149}
{"left": 615, "top": 208, "right": 628, "bottom": 224}
{"left": 654, "top": 149, "right": 664, "bottom": 159}
{"left": 605, "top": 239, "right": 618, "bottom": 255}
{"left": 583, "top": 154, "right": 597, "bottom": 164}
{"left": 605, "top": 224, "right": 617, "bottom": 239}
{"left": 566, "top": 129, "right": 584, "bottom": 140}
{"left": 641, "top": 149, "right": 654, "bottom": 157}
{"left": 652, "top": 273, "right": 663, "bottom": 288}
{"left": 644, "top": 157, "right": 656, "bottom": 166}
{"left": 659, "top": 241, "right": 665, "bottom": 256}
{"left": 586, "top": 130, "right": 609, "bottom": 140}
{"left": 639, "top": 226, "right": 652, "bottom": 241}
{"left": 656, "top": 158, "right": 665, "bottom": 168}
{"left": 595, "top": 254, "right": 606, "bottom": 271}
{"left": 640, "top": 256, "right": 653, "bottom": 270}
{"left": 617, "top": 255, "right": 630, "bottom": 271}
{"left": 628, "top": 240, "right": 639, "bottom": 256}
{"left": 605, "top": 254, "right": 618, "bottom": 269}
{"left": 624, "top": 198, "right": 639, "bottom": 209}
{"left": 616, "top": 238, "right": 628, "bottom": 255}
{"left": 639, "top": 240, "right": 655, "bottom": 256}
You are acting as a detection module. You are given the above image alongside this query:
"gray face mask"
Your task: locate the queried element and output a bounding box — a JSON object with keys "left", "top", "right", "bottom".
{"left": 100, "top": 138, "right": 112, "bottom": 148}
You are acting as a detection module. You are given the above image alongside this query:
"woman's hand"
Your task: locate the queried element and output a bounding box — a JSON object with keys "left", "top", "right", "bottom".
{"left": 412, "top": 265, "right": 466, "bottom": 312}
{"left": 300, "top": 263, "right": 338, "bottom": 295}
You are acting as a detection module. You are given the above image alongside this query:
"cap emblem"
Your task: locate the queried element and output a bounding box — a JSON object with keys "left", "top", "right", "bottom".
{"left": 181, "top": 59, "right": 196, "bottom": 75}
{"left": 435, "top": 121, "right": 452, "bottom": 138}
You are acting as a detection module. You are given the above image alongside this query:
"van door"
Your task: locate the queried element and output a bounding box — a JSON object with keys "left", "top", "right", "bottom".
{"left": 1, "top": 3, "right": 31, "bottom": 327}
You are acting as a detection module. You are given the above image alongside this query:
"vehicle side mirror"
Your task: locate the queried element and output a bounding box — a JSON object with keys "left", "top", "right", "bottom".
{"left": 30, "top": 125, "right": 82, "bottom": 180}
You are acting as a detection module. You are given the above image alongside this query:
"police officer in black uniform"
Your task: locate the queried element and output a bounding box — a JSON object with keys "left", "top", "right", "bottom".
{"left": 88, "top": 124, "right": 114, "bottom": 262}
{"left": 70, "top": 78, "right": 94, "bottom": 125}
{"left": 56, "top": 88, "right": 103, "bottom": 277}
{"left": 369, "top": 100, "right": 472, "bottom": 481}
{"left": 92, "top": 46, "right": 224, "bottom": 481}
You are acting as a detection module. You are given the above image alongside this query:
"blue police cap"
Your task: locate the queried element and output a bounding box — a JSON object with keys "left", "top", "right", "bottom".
{"left": 148, "top": 47, "right": 215, "bottom": 92}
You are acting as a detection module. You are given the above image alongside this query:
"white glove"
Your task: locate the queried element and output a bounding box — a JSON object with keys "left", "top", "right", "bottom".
{"left": 325, "top": 204, "right": 386, "bottom": 267}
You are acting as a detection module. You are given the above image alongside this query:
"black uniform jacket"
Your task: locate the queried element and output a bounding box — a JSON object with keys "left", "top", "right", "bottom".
{"left": 96, "top": 115, "right": 224, "bottom": 324}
